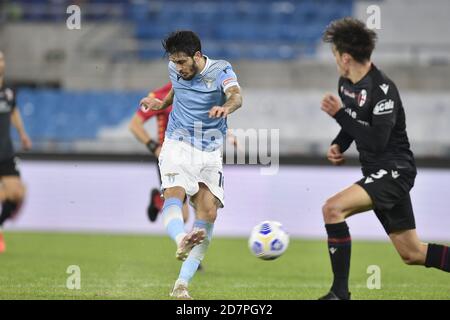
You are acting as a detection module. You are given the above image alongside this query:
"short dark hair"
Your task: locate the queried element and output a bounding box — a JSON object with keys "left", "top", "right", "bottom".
{"left": 162, "top": 30, "right": 202, "bottom": 57}
{"left": 322, "top": 17, "right": 377, "bottom": 63}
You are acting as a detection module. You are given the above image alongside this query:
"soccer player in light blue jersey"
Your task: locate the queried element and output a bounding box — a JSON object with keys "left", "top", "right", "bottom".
{"left": 140, "top": 31, "right": 243, "bottom": 299}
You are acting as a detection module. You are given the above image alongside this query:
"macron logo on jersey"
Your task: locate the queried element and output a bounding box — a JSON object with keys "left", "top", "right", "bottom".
{"left": 373, "top": 99, "right": 394, "bottom": 115}
{"left": 379, "top": 84, "right": 389, "bottom": 95}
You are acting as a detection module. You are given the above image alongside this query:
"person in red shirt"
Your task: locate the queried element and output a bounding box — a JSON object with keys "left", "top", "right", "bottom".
{"left": 129, "top": 83, "right": 189, "bottom": 223}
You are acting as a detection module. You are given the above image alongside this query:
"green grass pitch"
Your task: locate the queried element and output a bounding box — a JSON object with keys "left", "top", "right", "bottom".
{"left": 0, "top": 232, "right": 448, "bottom": 300}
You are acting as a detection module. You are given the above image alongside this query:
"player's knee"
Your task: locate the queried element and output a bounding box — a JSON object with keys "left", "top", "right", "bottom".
{"left": 7, "top": 184, "right": 26, "bottom": 202}
{"left": 322, "top": 200, "right": 343, "bottom": 223}
{"left": 399, "top": 251, "right": 423, "bottom": 265}
{"left": 204, "top": 207, "right": 217, "bottom": 222}
{"left": 163, "top": 187, "right": 185, "bottom": 201}
{"left": 197, "top": 206, "right": 217, "bottom": 223}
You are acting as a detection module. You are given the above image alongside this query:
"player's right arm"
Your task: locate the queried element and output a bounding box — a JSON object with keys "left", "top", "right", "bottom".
{"left": 128, "top": 114, "right": 161, "bottom": 156}
{"left": 140, "top": 88, "right": 174, "bottom": 111}
{"left": 327, "top": 143, "right": 345, "bottom": 166}
{"left": 327, "top": 129, "right": 353, "bottom": 165}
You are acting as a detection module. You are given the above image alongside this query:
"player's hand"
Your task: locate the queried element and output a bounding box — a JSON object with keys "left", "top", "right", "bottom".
{"left": 21, "top": 133, "right": 32, "bottom": 151}
{"left": 209, "top": 106, "right": 229, "bottom": 119}
{"left": 327, "top": 144, "right": 345, "bottom": 166}
{"left": 321, "top": 93, "right": 342, "bottom": 117}
{"left": 140, "top": 96, "right": 162, "bottom": 111}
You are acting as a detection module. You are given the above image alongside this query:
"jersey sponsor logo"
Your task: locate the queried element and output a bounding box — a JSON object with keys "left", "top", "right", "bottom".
{"left": 342, "top": 87, "right": 356, "bottom": 99}
{"left": 373, "top": 99, "right": 394, "bottom": 115}
{"left": 379, "top": 83, "right": 389, "bottom": 95}
{"left": 357, "top": 89, "right": 367, "bottom": 107}
{"left": 357, "top": 120, "right": 369, "bottom": 126}
{"left": 344, "top": 107, "right": 357, "bottom": 119}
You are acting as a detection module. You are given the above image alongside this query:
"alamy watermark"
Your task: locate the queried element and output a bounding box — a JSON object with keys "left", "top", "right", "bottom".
{"left": 366, "top": 4, "right": 381, "bottom": 30}
{"left": 66, "top": 5, "right": 81, "bottom": 30}
{"left": 161, "top": 122, "right": 280, "bottom": 175}
{"left": 66, "top": 265, "right": 81, "bottom": 290}
{"left": 366, "top": 265, "right": 381, "bottom": 289}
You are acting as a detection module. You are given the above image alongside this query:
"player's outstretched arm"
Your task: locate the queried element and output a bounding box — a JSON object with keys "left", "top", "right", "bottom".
{"left": 140, "top": 89, "right": 174, "bottom": 111}
{"left": 11, "top": 107, "right": 32, "bottom": 150}
{"left": 209, "top": 86, "right": 243, "bottom": 118}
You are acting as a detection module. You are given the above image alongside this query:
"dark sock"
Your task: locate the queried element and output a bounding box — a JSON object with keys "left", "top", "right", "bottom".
{"left": 425, "top": 243, "right": 449, "bottom": 272}
{"left": 325, "top": 221, "right": 352, "bottom": 298}
{"left": 0, "top": 201, "right": 18, "bottom": 226}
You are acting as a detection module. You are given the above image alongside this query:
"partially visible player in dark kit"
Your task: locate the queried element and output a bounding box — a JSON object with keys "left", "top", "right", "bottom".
{"left": 0, "top": 50, "right": 32, "bottom": 253}
{"left": 319, "top": 18, "right": 449, "bottom": 300}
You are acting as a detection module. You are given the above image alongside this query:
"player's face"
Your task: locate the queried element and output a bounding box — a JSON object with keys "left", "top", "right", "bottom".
{"left": 332, "top": 46, "right": 349, "bottom": 78}
{"left": 0, "top": 52, "right": 5, "bottom": 77}
{"left": 169, "top": 52, "right": 200, "bottom": 81}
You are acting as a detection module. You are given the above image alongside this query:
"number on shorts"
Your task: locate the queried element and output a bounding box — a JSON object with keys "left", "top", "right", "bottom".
{"left": 218, "top": 171, "right": 224, "bottom": 188}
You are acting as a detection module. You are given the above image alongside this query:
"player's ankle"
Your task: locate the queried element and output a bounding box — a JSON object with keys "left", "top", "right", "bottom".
{"left": 175, "top": 278, "right": 188, "bottom": 288}
{"left": 175, "top": 232, "right": 187, "bottom": 247}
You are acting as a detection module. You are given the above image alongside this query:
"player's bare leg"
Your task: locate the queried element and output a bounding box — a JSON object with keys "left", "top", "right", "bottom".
{"left": 171, "top": 183, "right": 218, "bottom": 299}
{"left": 390, "top": 229, "right": 427, "bottom": 265}
{"left": 390, "top": 229, "right": 449, "bottom": 272}
{"left": 0, "top": 176, "right": 26, "bottom": 253}
{"left": 319, "top": 184, "right": 373, "bottom": 300}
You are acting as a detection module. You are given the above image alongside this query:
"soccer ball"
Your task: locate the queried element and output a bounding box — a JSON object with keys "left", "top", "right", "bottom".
{"left": 248, "top": 221, "right": 289, "bottom": 260}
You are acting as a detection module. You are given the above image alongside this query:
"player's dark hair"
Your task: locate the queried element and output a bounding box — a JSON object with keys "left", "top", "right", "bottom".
{"left": 162, "top": 30, "right": 202, "bottom": 57}
{"left": 322, "top": 17, "right": 377, "bottom": 63}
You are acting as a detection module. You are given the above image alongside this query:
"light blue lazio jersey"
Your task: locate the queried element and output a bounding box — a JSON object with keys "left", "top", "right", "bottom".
{"left": 166, "top": 56, "right": 240, "bottom": 151}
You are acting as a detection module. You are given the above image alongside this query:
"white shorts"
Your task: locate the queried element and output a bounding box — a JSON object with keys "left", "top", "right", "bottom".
{"left": 158, "top": 139, "right": 225, "bottom": 208}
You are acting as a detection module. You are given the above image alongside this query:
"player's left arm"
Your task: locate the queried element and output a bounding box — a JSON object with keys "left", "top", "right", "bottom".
{"left": 11, "top": 107, "right": 32, "bottom": 150}
{"left": 209, "top": 65, "right": 243, "bottom": 118}
{"left": 209, "top": 85, "right": 243, "bottom": 119}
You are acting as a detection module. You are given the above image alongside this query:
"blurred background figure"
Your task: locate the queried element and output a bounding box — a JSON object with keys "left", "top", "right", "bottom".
{"left": 0, "top": 50, "right": 32, "bottom": 253}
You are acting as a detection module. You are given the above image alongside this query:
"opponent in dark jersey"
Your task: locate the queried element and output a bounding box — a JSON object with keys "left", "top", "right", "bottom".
{"left": 0, "top": 51, "right": 32, "bottom": 253}
{"left": 318, "top": 18, "right": 449, "bottom": 300}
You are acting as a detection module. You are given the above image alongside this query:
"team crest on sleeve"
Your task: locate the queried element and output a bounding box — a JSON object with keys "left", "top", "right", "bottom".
{"left": 357, "top": 89, "right": 367, "bottom": 107}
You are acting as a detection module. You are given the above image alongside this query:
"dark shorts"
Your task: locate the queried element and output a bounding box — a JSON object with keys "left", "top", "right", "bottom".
{"left": 0, "top": 157, "right": 21, "bottom": 177}
{"left": 356, "top": 168, "right": 416, "bottom": 234}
